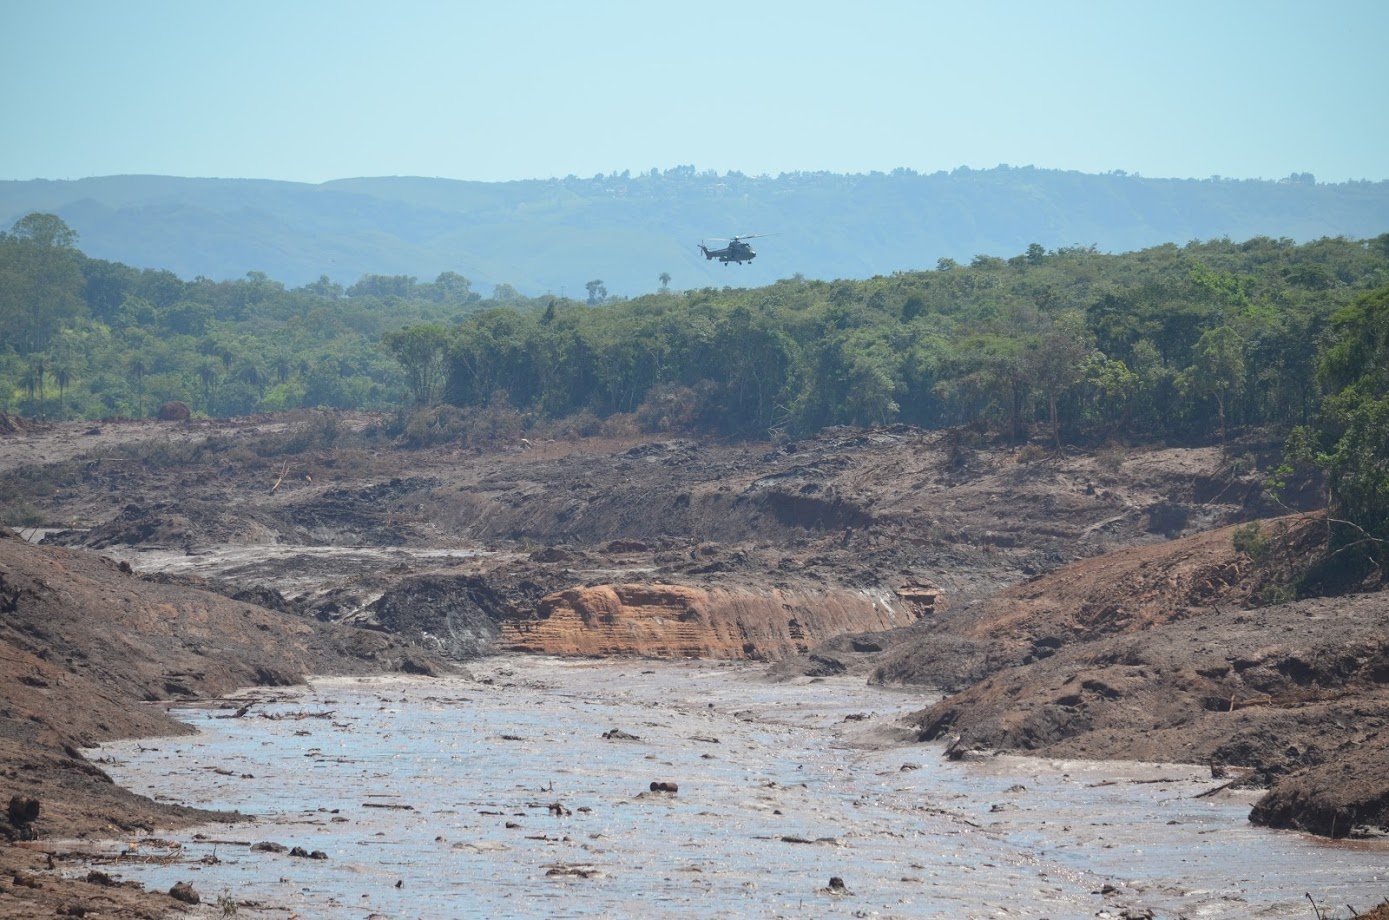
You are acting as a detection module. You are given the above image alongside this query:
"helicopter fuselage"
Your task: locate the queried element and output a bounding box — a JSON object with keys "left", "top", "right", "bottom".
{"left": 700, "top": 241, "right": 756, "bottom": 264}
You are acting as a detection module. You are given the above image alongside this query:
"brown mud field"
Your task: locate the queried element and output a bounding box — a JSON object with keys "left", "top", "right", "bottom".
{"left": 0, "top": 411, "right": 1385, "bottom": 917}
{"left": 75, "top": 657, "right": 1389, "bottom": 919}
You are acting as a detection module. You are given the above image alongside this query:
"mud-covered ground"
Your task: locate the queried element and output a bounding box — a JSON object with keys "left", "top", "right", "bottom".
{"left": 0, "top": 411, "right": 1385, "bottom": 917}
{"left": 77, "top": 658, "right": 1389, "bottom": 919}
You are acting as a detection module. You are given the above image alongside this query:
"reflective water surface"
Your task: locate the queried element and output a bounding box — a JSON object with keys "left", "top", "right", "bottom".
{"left": 83, "top": 657, "right": 1387, "bottom": 919}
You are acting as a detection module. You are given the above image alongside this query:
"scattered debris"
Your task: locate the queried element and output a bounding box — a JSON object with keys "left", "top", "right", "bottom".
{"left": 544, "top": 863, "right": 603, "bottom": 879}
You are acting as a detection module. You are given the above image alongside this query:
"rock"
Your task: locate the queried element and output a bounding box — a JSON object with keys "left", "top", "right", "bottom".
{"left": 803, "top": 654, "right": 848, "bottom": 676}
{"left": 602, "top": 728, "right": 640, "bottom": 741}
{"left": 396, "top": 654, "right": 439, "bottom": 677}
{"left": 251, "top": 840, "right": 288, "bottom": 853}
{"left": 649, "top": 781, "right": 678, "bottom": 793}
{"left": 168, "top": 881, "right": 200, "bottom": 904}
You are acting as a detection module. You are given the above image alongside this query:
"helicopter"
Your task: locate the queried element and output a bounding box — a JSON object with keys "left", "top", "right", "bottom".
{"left": 698, "top": 234, "right": 767, "bottom": 265}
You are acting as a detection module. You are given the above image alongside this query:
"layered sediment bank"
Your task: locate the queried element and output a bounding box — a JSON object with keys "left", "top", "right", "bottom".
{"left": 500, "top": 582, "right": 931, "bottom": 658}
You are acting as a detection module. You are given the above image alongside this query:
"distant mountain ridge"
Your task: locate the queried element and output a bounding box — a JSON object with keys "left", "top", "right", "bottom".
{"left": 2, "top": 167, "right": 1386, "bottom": 296}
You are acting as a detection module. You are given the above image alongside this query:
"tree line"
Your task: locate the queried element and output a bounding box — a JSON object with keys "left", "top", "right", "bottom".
{"left": 385, "top": 234, "right": 1388, "bottom": 447}
{"left": 0, "top": 214, "right": 494, "bottom": 418}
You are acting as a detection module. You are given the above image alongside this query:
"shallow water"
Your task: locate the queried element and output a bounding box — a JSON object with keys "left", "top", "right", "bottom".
{"left": 83, "top": 657, "right": 1387, "bottom": 919}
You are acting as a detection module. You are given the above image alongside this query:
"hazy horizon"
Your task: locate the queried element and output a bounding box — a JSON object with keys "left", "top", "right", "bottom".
{"left": 3, "top": 164, "right": 1384, "bottom": 187}
{"left": 4, "top": 1, "right": 1387, "bottom": 186}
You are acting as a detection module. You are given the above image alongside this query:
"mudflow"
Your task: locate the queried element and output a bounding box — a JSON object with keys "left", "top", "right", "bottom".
{"left": 0, "top": 410, "right": 1385, "bottom": 918}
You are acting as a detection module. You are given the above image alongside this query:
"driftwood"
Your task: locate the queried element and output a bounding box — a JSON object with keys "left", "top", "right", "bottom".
{"left": 270, "top": 460, "right": 290, "bottom": 493}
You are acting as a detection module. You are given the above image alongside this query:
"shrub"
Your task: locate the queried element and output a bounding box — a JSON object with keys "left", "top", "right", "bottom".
{"left": 1233, "top": 521, "right": 1271, "bottom": 565}
{"left": 400, "top": 405, "right": 466, "bottom": 448}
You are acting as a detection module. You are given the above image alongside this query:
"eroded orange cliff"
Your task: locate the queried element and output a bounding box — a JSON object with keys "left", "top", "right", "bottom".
{"left": 500, "top": 582, "right": 927, "bottom": 659}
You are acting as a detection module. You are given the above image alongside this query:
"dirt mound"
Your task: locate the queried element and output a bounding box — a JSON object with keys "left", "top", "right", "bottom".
{"left": 370, "top": 572, "right": 511, "bottom": 658}
{"left": 280, "top": 476, "right": 439, "bottom": 545}
{"left": 909, "top": 591, "right": 1389, "bottom": 832}
{"left": 1249, "top": 732, "right": 1389, "bottom": 838}
{"left": 49, "top": 500, "right": 282, "bottom": 551}
{"left": 0, "top": 412, "right": 25, "bottom": 435}
{"left": 424, "top": 428, "right": 1273, "bottom": 585}
{"left": 870, "top": 515, "right": 1320, "bottom": 690}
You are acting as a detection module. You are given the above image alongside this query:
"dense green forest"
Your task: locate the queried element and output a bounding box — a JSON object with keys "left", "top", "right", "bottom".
{"left": 5, "top": 210, "right": 1389, "bottom": 449}
{"left": 0, "top": 214, "right": 496, "bottom": 417}
{"left": 392, "top": 233, "right": 1389, "bottom": 449}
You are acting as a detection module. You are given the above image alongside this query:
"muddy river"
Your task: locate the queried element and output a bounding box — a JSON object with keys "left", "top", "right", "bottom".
{"left": 81, "top": 657, "right": 1386, "bottom": 919}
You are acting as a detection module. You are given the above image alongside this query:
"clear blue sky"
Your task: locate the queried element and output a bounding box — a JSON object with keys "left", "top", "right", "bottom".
{"left": 3, "top": 0, "right": 1386, "bottom": 184}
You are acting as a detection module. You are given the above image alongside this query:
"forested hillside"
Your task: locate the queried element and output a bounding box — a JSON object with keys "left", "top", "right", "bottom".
{"left": 0, "top": 214, "right": 488, "bottom": 417}
{"left": 2, "top": 168, "right": 1386, "bottom": 296}
{"left": 4, "top": 211, "right": 1387, "bottom": 453}
{"left": 406, "top": 234, "right": 1389, "bottom": 445}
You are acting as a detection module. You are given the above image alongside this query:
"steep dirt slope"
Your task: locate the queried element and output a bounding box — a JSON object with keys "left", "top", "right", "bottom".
{"left": 0, "top": 528, "right": 424, "bottom": 833}
{"left": 868, "top": 517, "right": 1312, "bottom": 691}
{"left": 0, "top": 526, "right": 434, "bottom": 918}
